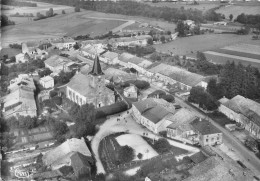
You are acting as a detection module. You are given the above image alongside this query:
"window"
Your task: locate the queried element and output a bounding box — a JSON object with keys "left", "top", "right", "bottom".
{"left": 206, "top": 139, "right": 208, "bottom": 142}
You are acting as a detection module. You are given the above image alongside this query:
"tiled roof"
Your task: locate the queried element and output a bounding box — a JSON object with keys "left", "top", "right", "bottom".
{"left": 102, "top": 51, "right": 119, "bottom": 60}
{"left": 148, "top": 63, "right": 205, "bottom": 87}
{"left": 222, "top": 95, "right": 260, "bottom": 126}
{"left": 118, "top": 52, "right": 135, "bottom": 63}
{"left": 190, "top": 118, "right": 221, "bottom": 135}
{"left": 218, "top": 97, "right": 229, "bottom": 104}
{"left": 166, "top": 108, "right": 196, "bottom": 129}
{"left": 43, "top": 138, "right": 91, "bottom": 166}
{"left": 44, "top": 55, "right": 72, "bottom": 68}
{"left": 183, "top": 156, "right": 254, "bottom": 181}
{"left": 70, "top": 152, "right": 92, "bottom": 175}
{"left": 189, "top": 151, "right": 208, "bottom": 164}
{"left": 142, "top": 106, "right": 172, "bottom": 124}
{"left": 138, "top": 59, "right": 153, "bottom": 68}
{"left": 128, "top": 56, "right": 144, "bottom": 65}
{"left": 40, "top": 76, "right": 53, "bottom": 82}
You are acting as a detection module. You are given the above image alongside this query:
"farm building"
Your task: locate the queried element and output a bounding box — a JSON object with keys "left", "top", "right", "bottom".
{"left": 66, "top": 56, "right": 114, "bottom": 107}
{"left": 39, "top": 76, "right": 54, "bottom": 89}
{"left": 131, "top": 98, "right": 176, "bottom": 134}
{"left": 190, "top": 118, "right": 222, "bottom": 146}
{"left": 166, "top": 108, "right": 198, "bottom": 144}
{"left": 70, "top": 152, "right": 93, "bottom": 178}
{"left": 100, "top": 51, "right": 119, "bottom": 65}
{"left": 109, "top": 35, "right": 152, "bottom": 47}
{"left": 103, "top": 67, "right": 135, "bottom": 84}
{"left": 81, "top": 44, "right": 106, "bottom": 59}
{"left": 43, "top": 137, "right": 93, "bottom": 170}
{"left": 44, "top": 55, "right": 74, "bottom": 73}
{"left": 1, "top": 76, "right": 37, "bottom": 119}
{"left": 148, "top": 63, "right": 207, "bottom": 91}
{"left": 218, "top": 95, "right": 260, "bottom": 139}
{"left": 123, "top": 84, "right": 138, "bottom": 98}
{"left": 51, "top": 38, "right": 76, "bottom": 50}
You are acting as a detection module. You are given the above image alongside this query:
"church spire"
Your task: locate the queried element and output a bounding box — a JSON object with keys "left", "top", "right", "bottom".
{"left": 89, "top": 55, "right": 104, "bottom": 76}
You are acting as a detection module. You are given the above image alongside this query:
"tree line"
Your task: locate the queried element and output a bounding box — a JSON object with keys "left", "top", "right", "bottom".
{"left": 2, "top": 0, "right": 37, "bottom": 7}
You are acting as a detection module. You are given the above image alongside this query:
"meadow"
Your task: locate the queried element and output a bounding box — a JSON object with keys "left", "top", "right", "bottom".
{"left": 216, "top": 3, "right": 260, "bottom": 19}
{"left": 153, "top": 34, "right": 257, "bottom": 56}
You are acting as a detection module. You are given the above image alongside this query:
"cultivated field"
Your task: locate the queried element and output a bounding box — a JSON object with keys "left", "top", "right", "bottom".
{"left": 2, "top": 8, "right": 176, "bottom": 48}
{"left": 216, "top": 3, "right": 260, "bottom": 19}
{"left": 153, "top": 34, "right": 258, "bottom": 56}
{"left": 204, "top": 43, "right": 260, "bottom": 69}
{"left": 144, "top": 1, "right": 221, "bottom": 12}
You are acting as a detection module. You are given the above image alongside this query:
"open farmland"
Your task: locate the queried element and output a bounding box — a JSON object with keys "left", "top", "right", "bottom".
{"left": 2, "top": 9, "right": 176, "bottom": 48}
{"left": 216, "top": 3, "right": 260, "bottom": 19}
{"left": 144, "top": 1, "right": 221, "bottom": 12}
{"left": 153, "top": 34, "right": 257, "bottom": 56}
{"left": 204, "top": 43, "right": 260, "bottom": 69}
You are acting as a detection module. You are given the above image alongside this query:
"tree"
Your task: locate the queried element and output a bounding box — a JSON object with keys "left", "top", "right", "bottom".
{"left": 176, "top": 21, "right": 186, "bottom": 37}
{"left": 53, "top": 121, "right": 69, "bottom": 143}
{"left": 62, "top": 10, "right": 66, "bottom": 14}
{"left": 229, "top": 14, "right": 233, "bottom": 21}
{"left": 69, "top": 103, "right": 80, "bottom": 117}
{"left": 147, "top": 38, "right": 153, "bottom": 45}
{"left": 118, "top": 145, "right": 135, "bottom": 164}
{"left": 75, "top": 6, "right": 80, "bottom": 12}
{"left": 161, "top": 94, "right": 175, "bottom": 103}
{"left": 160, "top": 36, "right": 166, "bottom": 43}
{"left": 153, "top": 138, "right": 171, "bottom": 154}
{"left": 73, "top": 43, "right": 80, "bottom": 50}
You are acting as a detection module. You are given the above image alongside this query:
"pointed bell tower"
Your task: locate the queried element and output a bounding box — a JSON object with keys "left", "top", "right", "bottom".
{"left": 89, "top": 55, "right": 104, "bottom": 88}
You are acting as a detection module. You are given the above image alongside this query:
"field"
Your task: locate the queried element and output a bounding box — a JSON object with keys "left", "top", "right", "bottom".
{"left": 144, "top": 1, "right": 221, "bottom": 12}
{"left": 2, "top": 8, "right": 176, "bottom": 48}
{"left": 153, "top": 34, "right": 258, "bottom": 56}
{"left": 216, "top": 3, "right": 260, "bottom": 19}
{"left": 204, "top": 43, "right": 260, "bottom": 69}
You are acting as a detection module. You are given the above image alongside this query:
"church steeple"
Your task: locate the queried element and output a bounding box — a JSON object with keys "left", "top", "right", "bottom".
{"left": 89, "top": 55, "right": 104, "bottom": 76}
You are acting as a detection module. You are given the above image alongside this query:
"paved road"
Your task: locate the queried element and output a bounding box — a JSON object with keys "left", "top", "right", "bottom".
{"left": 174, "top": 94, "right": 260, "bottom": 177}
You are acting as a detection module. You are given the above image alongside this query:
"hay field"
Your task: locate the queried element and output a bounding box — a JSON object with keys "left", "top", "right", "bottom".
{"left": 216, "top": 4, "right": 260, "bottom": 19}
{"left": 144, "top": 2, "right": 220, "bottom": 12}
{"left": 153, "top": 34, "right": 257, "bottom": 56}
{"left": 2, "top": 9, "right": 176, "bottom": 48}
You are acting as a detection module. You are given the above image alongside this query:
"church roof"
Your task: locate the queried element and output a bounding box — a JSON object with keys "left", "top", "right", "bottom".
{"left": 89, "top": 56, "right": 104, "bottom": 76}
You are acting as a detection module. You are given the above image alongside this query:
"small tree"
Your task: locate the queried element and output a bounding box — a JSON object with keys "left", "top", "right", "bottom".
{"left": 62, "top": 10, "right": 66, "bottom": 14}
{"left": 75, "top": 6, "right": 80, "bottom": 12}
{"left": 73, "top": 43, "right": 80, "bottom": 50}
{"left": 229, "top": 14, "right": 233, "bottom": 21}
{"left": 137, "top": 153, "right": 143, "bottom": 159}
{"left": 160, "top": 36, "right": 166, "bottom": 43}
{"left": 147, "top": 38, "right": 153, "bottom": 45}
{"left": 118, "top": 145, "right": 135, "bottom": 163}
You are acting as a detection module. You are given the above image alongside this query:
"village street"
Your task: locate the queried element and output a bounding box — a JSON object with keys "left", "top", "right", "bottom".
{"left": 91, "top": 111, "right": 200, "bottom": 174}
{"left": 146, "top": 78, "right": 260, "bottom": 177}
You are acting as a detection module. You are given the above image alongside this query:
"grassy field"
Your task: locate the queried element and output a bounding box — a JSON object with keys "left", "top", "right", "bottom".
{"left": 153, "top": 34, "right": 257, "bottom": 56}
{"left": 2, "top": 9, "right": 176, "bottom": 48}
{"left": 0, "top": 47, "right": 21, "bottom": 58}
{"left": 144, "top": 1, "right": 221, "bottom": 12}
{"left": 216, "top": 3, "right": 260, "bottom": 19}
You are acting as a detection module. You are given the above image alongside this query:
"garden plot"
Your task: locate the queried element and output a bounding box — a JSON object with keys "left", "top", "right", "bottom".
{"left": 221, "top": 44, "right": 260, "bottom": 56}
{"left": 116, "top": 134, "right": 159, "bottom": 160}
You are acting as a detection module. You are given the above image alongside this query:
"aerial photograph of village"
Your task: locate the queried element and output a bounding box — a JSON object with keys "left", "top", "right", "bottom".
{"left": 0, "top": 0, "right": 260, "bottom": 180}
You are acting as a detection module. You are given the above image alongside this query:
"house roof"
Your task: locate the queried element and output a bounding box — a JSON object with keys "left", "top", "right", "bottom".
{"left": 142, "top": 106, "right": 172, "bottom": 124}
{"left": 189, "top": 151, "right": 208, "bottom": 164}
{"left": 222, "top": 95, "right": 260, "bottom": 126}
{"left": 102, "top": 51, "right": 118, "bottom": 60}
{"left": 218, "top": 97, "right": 229, "bottom": 104}
{"left": 190, "top": 118, "right": 221, "bottom": 135}
{"left": 70, "top": 152, "right": 92, "bottom": 175}
{"left": 166, "top": 108, "right": 196, "bottom": 129}
{"left": 183, "top": 156, "right": 254, "bottom": 181}
{"left": 40, "top": 76, "right": 53, "bottom": 82}
{"left": 82, "top": 46, "right": 105, "bottom": 55}
{"left": 138, "top": 59, "right": 153, "bottom": 68}
{"left": 44, "top": 55, "right": 72, "bottom": 68}
{"left": 118, "top": 53, "right": 135, "bottom": 63}
{"left": 124, "top": 84, "right": 138, "bottom": 93}
{"left": 128, "top": 56, "right": 144, "bottom": 65}
{"left": 89, "top": 56, "right": 104, "bottom": 76}
{"left": 148, "top": 63, "right": 206, "bottom": 87}
{"left": 43, "top": 138, "right": 91, "bottom": 166}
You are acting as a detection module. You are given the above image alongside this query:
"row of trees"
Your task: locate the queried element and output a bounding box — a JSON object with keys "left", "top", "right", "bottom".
{"left": 236, "top": 13, "right": 260, "bottom": 27}
{"left": 1, "top": 15, "right": 15, "bottom": 27}
{"left": 2, "top": 0, "right": 37, "bottom": 7}
{"left": 207, "top": 61, "right": 260, "bottom": 100}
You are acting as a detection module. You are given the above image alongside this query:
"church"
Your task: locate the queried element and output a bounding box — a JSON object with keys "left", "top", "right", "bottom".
{"left": 66, "top": 56, "right": 115, "bottom": 108}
